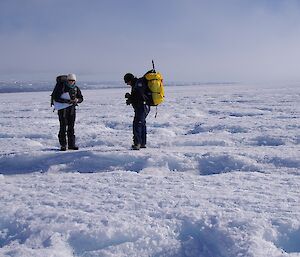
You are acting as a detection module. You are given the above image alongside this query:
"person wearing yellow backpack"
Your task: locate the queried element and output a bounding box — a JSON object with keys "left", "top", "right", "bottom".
{"left": 124, "top": 73, "right": 150, "bottom": 150}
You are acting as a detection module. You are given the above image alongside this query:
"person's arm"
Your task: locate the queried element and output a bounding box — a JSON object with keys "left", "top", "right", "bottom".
{"left": 75, "top": 87, "right": 83, "bottom": 103}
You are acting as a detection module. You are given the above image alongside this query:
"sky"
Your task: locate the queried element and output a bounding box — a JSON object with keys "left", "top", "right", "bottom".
{"left": 1, "top": 0, "right": 300, "bottom": 83}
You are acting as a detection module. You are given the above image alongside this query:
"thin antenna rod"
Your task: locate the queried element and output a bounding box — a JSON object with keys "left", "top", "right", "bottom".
{"left": 152, "top": 60, "right": 155, "bottom": 71}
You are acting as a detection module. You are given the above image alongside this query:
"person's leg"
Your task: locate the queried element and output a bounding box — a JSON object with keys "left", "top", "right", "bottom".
{"left": 141, "top": 105, "right": 150, "bottom": 147}
{"left": 133, "top": 116, "right": 142, "bottom": 148}
{"left": 58, "top": 109, "right": 67, "bottom": 150}
{"left": 67, "top": 106, "right": 78, "bottom": 150}
{"left": 132, "top": 106, "right": 146, "bottom": 149}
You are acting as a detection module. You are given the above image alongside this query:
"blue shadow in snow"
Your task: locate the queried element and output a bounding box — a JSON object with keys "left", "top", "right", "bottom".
{"left": 0, "top": 150, "right": 149, "bottom": 175}
{"left": 275, "top": 228, "right": 300, "bottom": 253}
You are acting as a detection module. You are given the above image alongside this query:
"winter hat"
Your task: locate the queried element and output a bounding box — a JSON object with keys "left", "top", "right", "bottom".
{"left": 124, "top": 73, "right": 134, "bottom": 83}
{"left": 67, "top": 73, "right": 77, "bottom": 81}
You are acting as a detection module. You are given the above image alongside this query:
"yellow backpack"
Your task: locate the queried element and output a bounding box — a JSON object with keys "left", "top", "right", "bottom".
{"left": 144, "top": 61, "right": 165, "bottom": 106}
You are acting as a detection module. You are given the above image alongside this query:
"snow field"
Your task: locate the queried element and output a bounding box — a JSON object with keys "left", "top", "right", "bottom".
{"left": 0, "top": 83, "right": 299, "bottom": 256}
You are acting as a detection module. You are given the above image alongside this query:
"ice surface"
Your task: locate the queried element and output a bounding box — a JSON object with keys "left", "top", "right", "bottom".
{"left": 0, "top": 83, "right": 299, "bottom": 256}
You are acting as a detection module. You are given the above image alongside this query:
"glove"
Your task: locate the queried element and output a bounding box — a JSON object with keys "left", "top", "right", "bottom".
{"left": 126, "top": 98, "right": 132, "bottom": 105}
{"left": 125, "top": 93, "right": 132, "bottom": 105}
{"left": 69, "top": 98, "right": 78, "bottom": 104}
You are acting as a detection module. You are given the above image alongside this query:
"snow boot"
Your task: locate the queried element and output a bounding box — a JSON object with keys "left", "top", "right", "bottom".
{"left": 131, "top": 144, "right": 141, "bottom": 150}
{"left": 60, "top": 146, "right": 67, "bottom": 151}
{"left": 68, "top": 145, "right": 79, "bottom": 150}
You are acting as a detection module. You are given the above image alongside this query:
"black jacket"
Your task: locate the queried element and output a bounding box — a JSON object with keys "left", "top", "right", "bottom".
{"left": 53, "top": 83, "right": 83, "bottom": 104}
{"left": 129, "top": 77, "right": 150, "bottom": 108}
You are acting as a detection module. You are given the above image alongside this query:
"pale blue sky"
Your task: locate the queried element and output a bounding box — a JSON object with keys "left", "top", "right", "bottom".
{"left": 1, "top": 0, "right": 300, "bottom": 82}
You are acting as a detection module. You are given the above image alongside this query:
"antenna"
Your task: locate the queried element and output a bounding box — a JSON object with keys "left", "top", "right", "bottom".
{"left": 152, "top": 60, "right": 155, "bottom": 72}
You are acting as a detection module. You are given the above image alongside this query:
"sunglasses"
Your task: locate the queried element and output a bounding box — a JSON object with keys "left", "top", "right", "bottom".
{"left": 68, "top": 80, "right": 75, "bottom": 82}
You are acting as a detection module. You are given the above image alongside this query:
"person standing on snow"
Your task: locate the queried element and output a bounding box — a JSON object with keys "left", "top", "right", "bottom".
{"left": 124, "top": 73, "right": 150, "bottom": 150}
{"left": 52, "top": 73, "right": 83, "bottom": 151}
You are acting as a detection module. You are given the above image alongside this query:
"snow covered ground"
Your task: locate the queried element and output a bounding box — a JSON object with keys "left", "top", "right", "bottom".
{"left": 0, "top": 82, "right": 299, "bottom": 257}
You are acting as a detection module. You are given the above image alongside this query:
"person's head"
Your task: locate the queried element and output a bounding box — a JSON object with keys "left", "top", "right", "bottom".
{"left": 124, "top": 73, "right": 134, "bottom": 86}
{"left": 67, "top": 73, "right": 76, "bottom": 86}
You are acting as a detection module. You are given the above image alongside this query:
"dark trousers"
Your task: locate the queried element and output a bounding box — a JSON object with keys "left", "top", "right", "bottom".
{"left": 133, "top": 104, "right": 150, "bottom": 146}
{"left": 58, "top": 106, "right": 76, "bottom": 147}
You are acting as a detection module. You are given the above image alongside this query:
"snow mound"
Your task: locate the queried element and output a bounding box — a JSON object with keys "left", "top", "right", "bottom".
{"left": 197, "top": 153, "right": 259, "bottom": 175}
